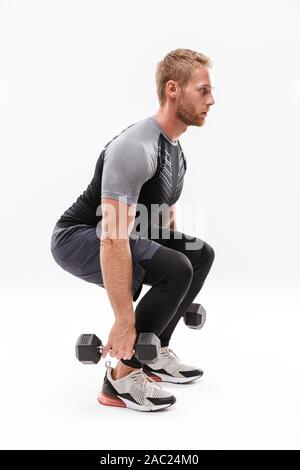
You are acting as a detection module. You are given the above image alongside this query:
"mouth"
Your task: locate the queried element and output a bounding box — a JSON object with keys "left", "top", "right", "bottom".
{"left": 199, "top": 112, "right": 207, "bottom": 117}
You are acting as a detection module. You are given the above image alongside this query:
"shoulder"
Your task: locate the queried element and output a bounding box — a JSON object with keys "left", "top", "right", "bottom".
{"left": 104, "top": 116, "right": 159, "bottom": 175}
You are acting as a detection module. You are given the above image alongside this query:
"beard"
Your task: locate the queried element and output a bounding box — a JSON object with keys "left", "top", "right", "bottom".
{"left": 175, "top": 92, "right": 205, "bottom": 127}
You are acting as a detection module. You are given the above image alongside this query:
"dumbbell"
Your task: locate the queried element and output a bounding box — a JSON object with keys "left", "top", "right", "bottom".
{"left": 183, "top": 303, "right": 206, "bottom": 329}
{"left": 75, "top": 332, "right": 160, "bottom": 365}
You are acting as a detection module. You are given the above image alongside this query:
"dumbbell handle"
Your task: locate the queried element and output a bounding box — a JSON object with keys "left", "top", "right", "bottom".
{"left": 96, "top": 345, "right": 135, "bottom": 353}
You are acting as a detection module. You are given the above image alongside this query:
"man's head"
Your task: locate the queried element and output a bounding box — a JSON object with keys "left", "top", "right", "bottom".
{"left": 155, "top": 48, "right": 215, "bottom": 127}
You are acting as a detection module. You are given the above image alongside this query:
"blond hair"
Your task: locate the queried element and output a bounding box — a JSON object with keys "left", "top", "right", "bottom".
{"left": 155, "top": 48, "right": 212, "bottom": 107}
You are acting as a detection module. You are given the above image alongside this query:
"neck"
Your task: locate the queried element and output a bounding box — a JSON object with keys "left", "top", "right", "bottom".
{"left": 153, "top": 109, "right": 187, "bottom": 142}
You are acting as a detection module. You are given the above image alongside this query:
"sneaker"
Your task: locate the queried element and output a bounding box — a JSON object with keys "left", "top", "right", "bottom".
{"left": 97, "top": 360, "right": 177, "bottom": 412}
{"left": 143, "top": 347, "right": 204, "bottom": 384}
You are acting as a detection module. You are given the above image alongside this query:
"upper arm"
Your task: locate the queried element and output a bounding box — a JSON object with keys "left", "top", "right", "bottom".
{"left": 100, "top": 197, "right": 137, "bottom": 241}
{"left": 159, "top": 204, "right": 176, "bottom": 230}
{"left": 170, "top": 204, "right": 176, "bottom": 220}
{"left": 100, "top": 139, "right": 156, "bottom": 241}
{"left": 169, "top": 204, "right": 176, "bottom": 229}
{"left": 101, "top": 139, "right": 156, "bottom": 206}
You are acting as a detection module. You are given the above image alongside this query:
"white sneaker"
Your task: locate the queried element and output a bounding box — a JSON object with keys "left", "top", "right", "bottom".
{"left": 143, "top": 347, "right": 204, "bottom": 384}
{"left": 97, "top": 360, "right": 177, "bottom": 412}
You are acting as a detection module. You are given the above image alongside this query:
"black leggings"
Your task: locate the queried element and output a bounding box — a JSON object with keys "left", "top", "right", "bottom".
{"left": 121, "top": 226, "right": 215, "bottom": 368}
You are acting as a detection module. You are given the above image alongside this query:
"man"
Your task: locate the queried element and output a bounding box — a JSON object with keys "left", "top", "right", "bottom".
{"left": 51, "top": 48, "right": 215, "bottom": 412}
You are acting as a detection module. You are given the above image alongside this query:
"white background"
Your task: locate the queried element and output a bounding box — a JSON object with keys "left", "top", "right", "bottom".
{"left": 1, "top": 0, "right": 300, "bottom": 450}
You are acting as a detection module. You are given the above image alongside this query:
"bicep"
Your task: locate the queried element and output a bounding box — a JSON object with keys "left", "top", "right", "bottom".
{"left": 101, "top": 140, "right": 155, "bottom": 207}
{"left": 100, "top": 197, "right": 137, "bottom": 241}
{"left": 170, "top": 204, "right": 176, "bottom": 219}
{"left": 169, "top": 204, "right": 176, "bottom": 229}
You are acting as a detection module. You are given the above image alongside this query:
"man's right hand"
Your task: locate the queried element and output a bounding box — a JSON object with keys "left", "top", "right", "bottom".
{"left": 102, "top": 319, "right": 137, "bottom": 361}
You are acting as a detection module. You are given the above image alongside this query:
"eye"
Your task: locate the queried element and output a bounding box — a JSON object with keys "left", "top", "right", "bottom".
{"left": 199, "top": 87, "right": 212, "bottom": 96}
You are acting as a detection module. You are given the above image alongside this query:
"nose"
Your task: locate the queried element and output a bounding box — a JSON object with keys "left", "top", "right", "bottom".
{"left": 206, "top": 93, "right": 215, "bottom": 106}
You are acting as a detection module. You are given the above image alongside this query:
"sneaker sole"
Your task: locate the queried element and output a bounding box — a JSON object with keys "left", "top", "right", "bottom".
{"left": 97, "top": 392, "right": 175, "bottom": 412}
{"left": 145, "top": 371, "right": 203, "bottom": 384}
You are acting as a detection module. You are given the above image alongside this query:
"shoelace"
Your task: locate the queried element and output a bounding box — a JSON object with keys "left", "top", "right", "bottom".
{"left": 131, "top": 370, "right": 161, "bottom": 391}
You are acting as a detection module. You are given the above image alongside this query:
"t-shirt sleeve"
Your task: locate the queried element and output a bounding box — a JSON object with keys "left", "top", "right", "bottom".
{"left": 101, "top": 138, "right": 156, "bottom": 206}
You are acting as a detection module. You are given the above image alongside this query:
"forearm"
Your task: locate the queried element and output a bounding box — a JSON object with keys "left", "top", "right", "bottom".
{"left": 100, "top": 239, "right": 135, "bottom": 323}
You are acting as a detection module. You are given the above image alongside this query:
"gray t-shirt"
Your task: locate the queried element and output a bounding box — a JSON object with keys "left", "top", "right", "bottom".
{"left": 101, "top": 115, "right": 179, "bottom": 206}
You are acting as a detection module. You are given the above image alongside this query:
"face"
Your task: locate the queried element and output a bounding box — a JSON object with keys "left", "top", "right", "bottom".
{"left": 174, "top": 66, "right": 215, "bottom": 127}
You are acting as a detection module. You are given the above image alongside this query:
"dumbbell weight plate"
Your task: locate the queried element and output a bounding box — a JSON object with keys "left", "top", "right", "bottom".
{"left": 75, "top": 334, "right": 103, "bottom": 364}
{"left": 132, "top": 333, "right": 160, "bottom": 365}
{"left": 184, "top": 303, "right": 206, "bottom": 329}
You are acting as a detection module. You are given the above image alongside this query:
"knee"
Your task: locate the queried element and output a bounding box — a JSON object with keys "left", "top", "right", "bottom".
{"left": 203, "top": 241, "right": 215, "bottom": 265}
{"left": 191, "top": 240, "right": 215, "bottom": 270}
{"left": 171, "top": 251, "right": 194, "bottom": 285}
